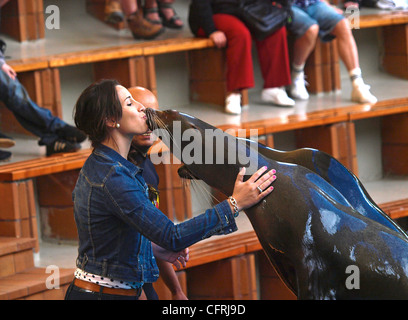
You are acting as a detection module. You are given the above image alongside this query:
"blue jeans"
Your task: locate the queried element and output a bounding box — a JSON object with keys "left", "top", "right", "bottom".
{"left": 288, "top": 1, "right": 345, "bottom": 42}
{"left": 0, "top": 69, "right": 67, "bottom": 146}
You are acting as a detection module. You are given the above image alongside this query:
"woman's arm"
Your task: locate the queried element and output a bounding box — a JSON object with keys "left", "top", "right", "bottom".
{"left": 106, "top": 166, "right": 276, "bottom": 252}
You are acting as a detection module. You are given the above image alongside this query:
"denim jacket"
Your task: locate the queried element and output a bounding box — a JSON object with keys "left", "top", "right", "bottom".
{"left": 73, "top": 144, "right": 238, "bottom": 284}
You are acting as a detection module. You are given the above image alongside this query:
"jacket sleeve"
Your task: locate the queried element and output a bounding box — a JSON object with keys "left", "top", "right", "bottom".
{"left": 189, "top": 0, "right": 217, "bottom": 37}
{"left": 104, "top": 164, "right": 238, "bottom": 252}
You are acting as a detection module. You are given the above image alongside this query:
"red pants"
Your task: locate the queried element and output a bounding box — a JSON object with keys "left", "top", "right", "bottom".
{"left": 198, "top": 14, "right": 291, "bottom": 92}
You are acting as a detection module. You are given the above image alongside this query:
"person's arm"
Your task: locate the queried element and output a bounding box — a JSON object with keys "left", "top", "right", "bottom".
{"left": 190, "top": 0, "right": 217, "bottom": 36}
{"left": 190, "top": 0, "right": 226, "bottom": 48}
{"left": 105, "top": 165, "right": 276, "bottom": 252}
{"left": 153, "top": 244, "right": 189, "bottom": 299}
{"left": 156, "top": 259, "right": 188, "bottom": 300}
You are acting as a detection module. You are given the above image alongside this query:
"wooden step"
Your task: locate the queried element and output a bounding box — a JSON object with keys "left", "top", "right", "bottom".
{"left": 0, "top": 237, "right": 75, "bottom": 300}
{"left": 380, "top": 198, "right": 408, "bottom": 220}
{"left": 0, "top": 267, "right": 75, "bottom": 300}
{"left": 0, "top": 237, "right": 36, "bottom": 278}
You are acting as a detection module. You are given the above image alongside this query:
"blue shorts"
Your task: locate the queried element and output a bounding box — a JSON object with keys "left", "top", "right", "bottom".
{"left": 288, "top": 1, "right": 345, "bottom": 42}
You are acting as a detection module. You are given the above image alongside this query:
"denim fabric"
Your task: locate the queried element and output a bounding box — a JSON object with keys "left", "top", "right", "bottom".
{"left": 0, "top": 69, "right": 66, "bottom": 145}
{"left": 288, "top": 1, "right": 344, "bottom": 42}
{"left": 73, "top": 144, "right": 238, "bottom": 284}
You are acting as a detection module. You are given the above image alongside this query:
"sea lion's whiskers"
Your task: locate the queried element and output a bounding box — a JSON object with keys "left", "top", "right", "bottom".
{"left": 185, "top": 178, "right": 220, "bottom": 209}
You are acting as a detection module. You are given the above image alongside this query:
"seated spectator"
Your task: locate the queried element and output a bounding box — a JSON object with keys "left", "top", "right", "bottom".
{"left": 188, "top": 0, "right": 294, "bottom": 115}
{"left": 104, "top": 0, "right": 182, "bottom": 40}
{"left": 287, "top": 0, "right": 377, "bottom": 104}
{"left": 0, "top": 46, "right": 86, "bottom": 162}
{"left": 108, "top": 0, "right": 164, "bottom": 39}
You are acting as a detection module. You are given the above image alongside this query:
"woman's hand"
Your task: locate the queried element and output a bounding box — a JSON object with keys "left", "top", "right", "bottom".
{"left": 152, "top": 244, "right": 190, "bottom": 270}
{"left": 230, "top": 166, "right": 277, "bottom": 212}
{"left": 209, "top": 31, "right": 227, "bottom": 48}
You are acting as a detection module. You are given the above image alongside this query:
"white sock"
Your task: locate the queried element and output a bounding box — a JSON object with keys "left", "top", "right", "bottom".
{"left": 292, "top": 63, "right": 305, "bottom": 79}
{"left": 349, "top": 68, "right": 364, "bottom": 86}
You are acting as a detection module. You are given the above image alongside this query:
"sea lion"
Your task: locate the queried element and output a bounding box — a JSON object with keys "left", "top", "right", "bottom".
{"left": 146, "top": 108, "right": 408, "bottom": 299}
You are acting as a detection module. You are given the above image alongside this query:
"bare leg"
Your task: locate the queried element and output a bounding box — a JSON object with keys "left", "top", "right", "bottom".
{"left": 330, "top": 19, "right": 377, "bottom": 103}
{"left": 144, "top": 0, "right": 161, "bottom": 24}
{"left": 120, "top": 0, "right": 138, "bottom": 16}
{"left": 292, "top": 24, "right": 319, "bottom": 66}
{"left": 120, "top": 0, "right": 164, "bottom": 39}
{"left": 289, "top": 24, "right": 319, "bottom": 100}
{"left": 331, "top": 18, "right": 359, "bottom": 72}
{"left": 158, "top": 0, "right": 183, "bottom": 28}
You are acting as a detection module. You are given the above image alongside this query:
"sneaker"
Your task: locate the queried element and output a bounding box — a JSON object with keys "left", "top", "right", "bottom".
{"left": 261, "top": 87, "right": 295, "bottom": 106}
{"left": 351, "top": 83, "right": 377, "bottom": 104}
{"left": 0, "top": 150, "right": 11, "bottom": 162}
{"left": 0, "top": 132, "right": 15, "bottom": 148}
{"left": 127, "top": 10, "right": 164, "bottom": 40}
{"left": 46, "top": 139, "right": 81, "bottom": 156}
{"left": 56, "top": 125, "right": 87, "bottom": 144}
{"left": 225, "top": 93, "right": 241, "bottom": 115}
{"left": 0, "top": 39, "right": 6, "bottom": 55}
{"left": 289, "top": 75, "right": 309, "bottom": 100}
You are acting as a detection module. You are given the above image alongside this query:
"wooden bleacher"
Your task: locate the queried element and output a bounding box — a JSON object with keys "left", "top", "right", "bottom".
{"left": 0, "top": 0, "right": 408, "bottom": 299}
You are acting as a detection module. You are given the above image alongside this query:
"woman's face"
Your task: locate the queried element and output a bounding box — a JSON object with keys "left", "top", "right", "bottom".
{"left": 115, "top": 85, "right": 148, "bottom": 135}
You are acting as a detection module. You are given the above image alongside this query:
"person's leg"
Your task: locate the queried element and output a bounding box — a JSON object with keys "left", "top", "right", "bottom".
{"left": 144, "top": 0, "right": 162, "bottom": 25}
{"left": 121, "top": 0, "right": 164, "bottom": 39}
{"left": 0, "top": 70, "right": 85, "bottom": 153}
{"left": 157, "top": 0, "right": 183, "bottom": 29}
{"left": 199, "top": 14, "right": 254, "bottom": 114}
{"left": 256, "top": 27, "right": 294, "bottom": 106}
{"left": 256, "top": 26, "right": 291, "bottom": 89}
{"left": 308, "top": 2, "right": 377, "bottom": 103}
{"left": 331, "top": 18, "right": 359, "bottom": 72}
{"left": 287, "top": 5, "right": 319, "bottom": 100}
{"left": 120, "top": 0, "right": 137, "bottom": 16}
{"left": 289, "top": 24, "right": 319, "bottom": 100}
{"left": 0, "top": 69, "right": 63, "bottom": 144}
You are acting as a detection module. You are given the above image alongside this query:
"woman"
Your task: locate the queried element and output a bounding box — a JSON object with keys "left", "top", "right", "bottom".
{"left": 64, "top": 79, "right": 277, "bottom": 300}
{"left": 188, "top": 0, "right": 294, "bottom": 114}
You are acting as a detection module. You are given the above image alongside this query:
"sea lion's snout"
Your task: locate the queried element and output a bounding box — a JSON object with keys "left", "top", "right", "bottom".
{"left": 144, "top": 108, "right": 157, "bottom": 131}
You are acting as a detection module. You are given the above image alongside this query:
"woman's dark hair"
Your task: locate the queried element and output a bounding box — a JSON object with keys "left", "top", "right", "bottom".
{"left": 74, "top": 79, "right": 122, "bottom": 147}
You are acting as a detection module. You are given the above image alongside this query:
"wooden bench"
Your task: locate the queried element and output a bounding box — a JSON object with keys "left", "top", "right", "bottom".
{"left": 2, "top": 36, "right": 250, "bottom": 135}
{"left": 356, "top": 9, "right": 408, "bottom": 80}
{"left": 0, "top": 149, "right": 92, "bottom": 251}
{"left": 0, "top": 0, "right": 44, "bottom": 42}
{"left": 3, "top": 8, "right": 407, "bottom": 134}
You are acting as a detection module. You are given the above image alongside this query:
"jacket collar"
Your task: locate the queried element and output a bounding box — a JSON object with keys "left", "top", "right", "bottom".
{"left": 93, "top": 143, "right": 143, "bottom": 176}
